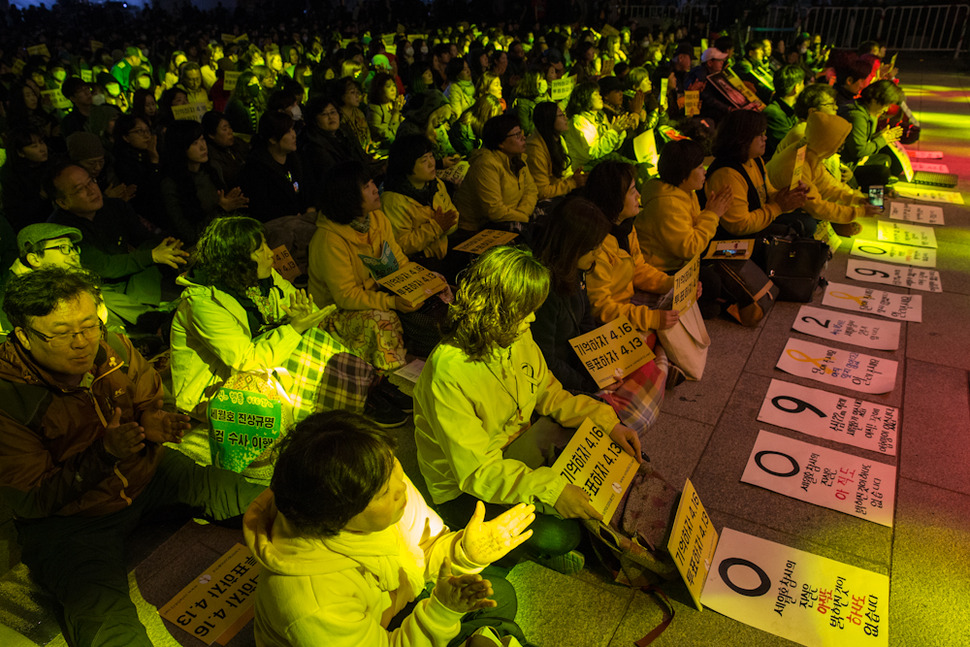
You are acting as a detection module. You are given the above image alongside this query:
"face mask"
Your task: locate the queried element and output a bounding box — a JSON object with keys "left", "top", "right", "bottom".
{"left": 138, "top": 76, "right": 151, "bottom": 89}
{"left": 92, "top": 93, "right": 106, "bottom": 105}
{"left": 404, "top": 47, "right": 414, "bottom": 57}
{"left": 537, "top": 79, "right": 548, "bottom": 95}
{"left": 53, "top": 70, "right": 67, "bottom": 82}
{"left": 289, "top": 105, "right": 303, "bottom": 121}
{"left": 142, "top": 48, "right": 150, "bottom": 58}
{"left": 420, "top": 46, "right": 429, "bottom": 55}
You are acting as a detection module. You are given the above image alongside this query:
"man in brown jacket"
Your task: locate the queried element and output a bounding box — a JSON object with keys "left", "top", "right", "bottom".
{"left": 0, "top": 268, "right": 265, "bottom": 647}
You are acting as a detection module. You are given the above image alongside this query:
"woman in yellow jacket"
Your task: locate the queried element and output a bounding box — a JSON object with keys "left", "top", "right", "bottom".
{"left": 525, "top": 101, "right": 587, "bottom": 200}
{"left": 704, "top": 109, "right": 809, "bottom": 237}
{"left": 454, "top": 114, "right": 538, "bottom": 233}
{"left": 381, "top": 135, "right": 459, "bottom": 267}
{"left": 583, "top": 161, "right": 679, "bottom": 333}
{"left": 636, "top": 139, "right": 731, "bottom": 273}
{"left": 766, "top": 112, "right": 882, "bottom": 232}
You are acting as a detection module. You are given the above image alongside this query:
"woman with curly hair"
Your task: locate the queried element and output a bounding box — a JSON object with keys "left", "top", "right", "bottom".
{"left": 413, "top": 245, "right": 642, "bottom": 573}
{"left": 171, "top": 216, "right": 404, "bottom": 435}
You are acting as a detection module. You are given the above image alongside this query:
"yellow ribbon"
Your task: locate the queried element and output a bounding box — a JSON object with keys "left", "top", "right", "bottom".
{"left": 829, "top": 291, "right": 871, "bottom": 306}
{"left": 786, "top": 349, "right": 830, "bottom": 373}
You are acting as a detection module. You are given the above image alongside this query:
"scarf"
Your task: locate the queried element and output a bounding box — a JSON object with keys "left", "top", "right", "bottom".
{"left": 383, "top": 174, "right": 438, "bottom": 208}
{"left": 610, "top": 217, "right": 635, "bottom": 254}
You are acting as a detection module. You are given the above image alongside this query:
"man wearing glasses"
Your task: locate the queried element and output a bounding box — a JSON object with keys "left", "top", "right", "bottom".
{"left": 0, "top": 268, "right": 265, "bottom": 647}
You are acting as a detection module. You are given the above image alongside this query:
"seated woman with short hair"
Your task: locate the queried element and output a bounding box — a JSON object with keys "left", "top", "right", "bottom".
{"left": 414, "top": 246, "right": 642, "bottom": 573}
{"left": 244, "top": 410, "right": 536, "bottom": 647}
{"left": 453, "top": 114, "right": 538, "bottom": 233}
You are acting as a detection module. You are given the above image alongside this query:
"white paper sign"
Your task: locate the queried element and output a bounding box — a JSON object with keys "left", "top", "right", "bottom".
{"left": 876, "top": 221, "right": 936, "bottom": 248}
{"left": 893, "top": 185, "right": 964, "bottom": 205}
{"left": 850, "top": 239, "right": 936, "bottom": 268}
{"left": 888, "top": 201, "right": 944, "bottom": 225}
{"left": 741, "top": 430, "right": 896, "bottom": 526}
{"left": 702, "top": 529, "right": 890, "bottom": 647}
{"left": 909, "top": 162, "right": 949, "bottom": 173}
{"left": 758, "top": 379, "right": 898, "bottom": 455}
{"left": 845, "top": 259, "right": 942, "bottom": 293}
{"left": 793, "top": 306, "right": 900, "bottom": 351}
{"left": 822, "top": 282, "right": 922, "bottom": 323}
{"left": 776, "top": 339, "right": 898, "bottom": 395}
{"left": 394, "top": 358, "right": 425, "bottom": 383}
{"left": 907, "top": 149, "right": 943, "bottom": 159}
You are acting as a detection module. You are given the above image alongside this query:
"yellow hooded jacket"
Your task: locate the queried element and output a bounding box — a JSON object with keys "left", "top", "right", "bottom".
{"left": 766, "top": 112, "right": 867, "bottom": 224}
{"left": 635, "top": 178, "right": 719, "bottom": 273}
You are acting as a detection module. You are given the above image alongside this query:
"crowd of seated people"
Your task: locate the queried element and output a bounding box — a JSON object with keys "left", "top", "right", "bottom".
{"left": 0, "top": 2, "right": 917, "bottom": 644}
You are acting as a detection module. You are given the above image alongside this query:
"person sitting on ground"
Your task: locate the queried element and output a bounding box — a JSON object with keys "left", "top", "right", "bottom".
{"left": 59, "top": 77, "right": 94, "bottom": 136}
{"left": 838, "top": 79, "right": 905, "bottom": 189}
{"left": 0, "top": 267, "right": 265, "bottom": 647}
{"left": 449, "top": 94, "right": 504, "bottom": 157}
{"left": 244, "top": 410, "right": 536, "bottom": 647}
{"left": 414, "top": 246, "right": 642, "bottom": 574}
{"left": 766, "top": 112, "right": 882, "bottom": 237}
{"left": 67, "top": 131, "right": 134, "bottom": 203}
{"left": 736, "top": 41, "right": 775, "bottom": 104}
{"left": 583, "top": 161, "right": 678, "bottom": 333}
{"left": 202, "top": 110, "right": 251, "bottom": 190}
{"left": 685, "top": 47, "right": 734, "bottom": 124}
{"left": 526, "top": 101, "right": 586, "bottom": 200}
{"left": 833, "top": 56, "right": 875, "bottom": 110}
{"left": 397, "top": 90, "right": 460, "bottom": 168}
{"left": 332, "top": 76, "right": 373, "bottom": 152}
{"left": 636, "top": 139, "right": 733, "bottom": 273}
{"left": 0, "top": 128, "right": 50, "bottom": 231}
{"left": 443, "top": 57, "right": 475, "bottom": 125}
{"left": 366, "top": 71, "right": 404, "bottom": 148}
{"left": 764, "top": 65, "right": 805, "bottom": 158}
{"left": 225, "top": 70, "right": 268, "bottom": 137}
{"left": 113, "top": 113, "right": 164, "bottom": 230}
{"left": 176, "top": 61, "right": 210, "bottom": 107}
{"left": 160, "top": 120, "right": 249, "bottom": 244}
{"left": 381, "top": 135, "right": 460, "bottom": 267}
{"left": 776, "top": 83, "right": 853, "bottom": 183}
{"left": 454, "top": 114, "right": 538, "bottom": 234}
{"left": 170, "top": 216, "right": 406, "bottom": 432}
{"left": 46, "top": 163, "right": 188, "bottom": 331}
{"left": 704, "top": 109, "right": 810, "bottom": 237}
{"left": 241, "top": 111, "right": 309, "bottom": 222}
{"left": 563, "top": 81, "right": 633, "bottom": 172}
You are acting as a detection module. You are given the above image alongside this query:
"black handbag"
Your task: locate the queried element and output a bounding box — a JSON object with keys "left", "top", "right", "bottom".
{"left": 762, "top": 234, "right": 831, "bottom": 302}
{"left": 709, "top": 259, "right": 780, "bottom": 326}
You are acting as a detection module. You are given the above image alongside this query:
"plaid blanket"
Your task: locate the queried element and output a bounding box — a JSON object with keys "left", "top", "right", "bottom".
{"left": 598, "top": 334, "right": 668, "bottom": 433}
{"left": 283, "top": 324, "right": 374, "bottom": 419}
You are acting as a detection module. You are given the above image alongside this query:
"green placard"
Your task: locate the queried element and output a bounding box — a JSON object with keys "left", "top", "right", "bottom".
{"left": 208, "top": 387, "right": 282, "bottom": 473}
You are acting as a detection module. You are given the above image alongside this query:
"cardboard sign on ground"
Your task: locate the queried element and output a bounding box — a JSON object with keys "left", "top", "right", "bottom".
{"left": 892, "top": 185, "right": 964, "bottom": 205}
{"left": 569, "top": 316, "right": 655, "bottom": 388}
{"left": 793, "top": 305, "right": 901, "bottom": 351}
{"left": 741, "top": 430, "right": 896, "bottom": 526}
{"left": 551, "top": 419, "right": 638, "bottom": 521}
{"left": 822, "top": 282, "right": 922, "bottom": 322}
{"left": 876, "top": 221, "right": 937, "bottom": 248}
{"left": 701, "top": 529, "right": 890, "bottom": 647}
{"left": 667, "top": 479, "right": 718, "bottom": 611}
{"left": 159, "top": 544, "right": 261, "bottom": 645}
{"left": 850, "top": 239, "right": 936, "bottom": 268}
{"left": 888, "top": 201, "right": 944, "bottom": 225}
{"left": 776, "top": 338, "right": 897, "bottom": 395}
{"left": 377, "top": 263, "right": 447, "bottom": 306}
{"left": 451, "top": 229, "right": 518, "bottom": 254}
{"left": 758, "top": 379, "right": 898, "bottom": 455}
{"left": 702, "top": 238, "right": 754, "bottom": 260}
{"left": 845, "top": 259, "right": 941, "bottom": 293}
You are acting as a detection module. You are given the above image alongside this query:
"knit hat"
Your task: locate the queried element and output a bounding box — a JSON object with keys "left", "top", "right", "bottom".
{"left": 17, "top": 224, "right": 82, "bottom": 257}
{"left": 66, "top": 132, "right": 105, "bottom": 162}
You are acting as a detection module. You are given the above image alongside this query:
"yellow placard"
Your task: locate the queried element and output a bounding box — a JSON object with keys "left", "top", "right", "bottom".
{"left": 659, "top": 77, "right": 669, "bottom": 109}
{"left": 223, "top": 71, "right": 241, "bottom": 92}
{"left": 451, "top": 229, "right": 518, "bottom": 255}
{"left": 551, "top": 419, "right": 638, "bottom": 521}
{"left": 790, "top": 145, "right": 807, "bottom": 191}
{"left": 550, "top": 75, "right": 576, "bottom": 101}
{"left": 27, "top": 44, "right": 51, "bottom": 58}
{"left": 600, "top": 24, "right": 620, "bottom": 37}
{"left": 222, "top": 33, "right": 236, "bottom": 44}
{"left": 271, "top": 245, "right": 300, "bottom": 282}
{"left": 703, "top": 238, "right": 754, "bottom": 260}
{"left": 11, "top": 58, "right": 26, "bottom": 75}
{"left": 90, "top": 40, "right": 104, "bottom": 52}
{"left": 693, "top": 46, "right": 702, "bottom": 61}
{"left": 171, "top": 102, "right": 208, "bottom": 122}
{"left": 700, "top": 38, "right": 709, "bottom": 51}
{"left": 685, "top": 90, "right": 700, "bottom": 116}
{"left": 377, "top": 263, "right": 447, "bottom": 305}
{"left": 569, "top": 315, "right": 655, "bottom": 388}
{"left": 159, "top": 544, "right": 261, "bottom": 645}
{"left": 41, "top": 89, "right": 72, "bottom": 110}
{"left": 667, "top": 479, "right": 718, "bottom": 610}
{"left": 672, "top": 254, "right": 700, "bottom": 313}
{"left": 633, "top": 129, "right": 658, "bottom": 166}
{"left": 600, "top": 59, "right": 615, "bottom": 78}
{"left": 80, "top": 68, "right": 93, "bottom": 82}
{"left": 382, "top": 33, "right": 396, "bottom": 46}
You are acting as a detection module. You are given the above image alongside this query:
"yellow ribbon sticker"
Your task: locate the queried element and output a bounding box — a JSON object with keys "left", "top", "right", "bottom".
{"left": 829, "top": 291, "right": 871, "bottom": 307}
{"left": 786, "top": 349, "right": 830, "bottom": 373}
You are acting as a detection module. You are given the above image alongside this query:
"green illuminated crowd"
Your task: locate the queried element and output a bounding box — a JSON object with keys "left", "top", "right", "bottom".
{"left": 0, "top": 3, "right": 914, "bottom": 645}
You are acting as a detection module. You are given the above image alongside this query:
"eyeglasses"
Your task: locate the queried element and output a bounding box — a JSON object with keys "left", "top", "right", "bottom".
{"left": 320, "top": 108, "right": 339, "bottom": 118}
{"left": 68, "top": 176, "right": 98, "bottom": 197}
{"left": 505, "top": 130, "right": 525, "bottom": 140}
{"left": 128, "top": 127, "right": 151, "bottom": 136}
{"left": 38, "top": 243, "right": 79, "bottom": 255}
{"left": 26, "top": 321, "right": 104, "bottom": 350}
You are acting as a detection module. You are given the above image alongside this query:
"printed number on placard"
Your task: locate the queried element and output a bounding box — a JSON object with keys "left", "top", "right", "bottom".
{"left": 771, "top": 395, "right": 827, "bottom": 418}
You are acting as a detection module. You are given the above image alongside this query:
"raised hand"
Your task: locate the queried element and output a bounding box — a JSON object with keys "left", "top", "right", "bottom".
{"left": 461, "top": 501, "right": 535, "bottom": 564}
{"left": 140, "top": 398, "right": 190, "bottom": 444}
{"left": 151, "top": 237, "right": 190, "bottom": 269}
